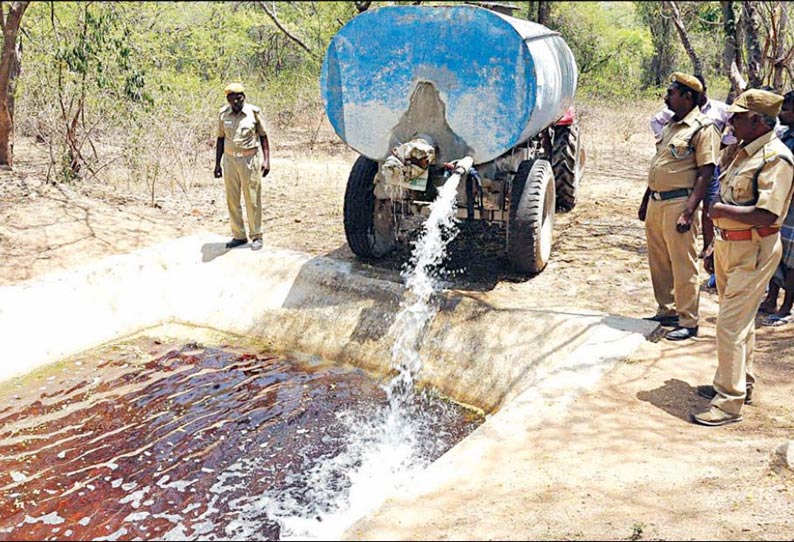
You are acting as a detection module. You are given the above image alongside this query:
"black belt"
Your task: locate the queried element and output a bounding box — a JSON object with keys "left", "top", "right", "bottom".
{"left": 650, "top": 188, "right": 691, "bottom": 201}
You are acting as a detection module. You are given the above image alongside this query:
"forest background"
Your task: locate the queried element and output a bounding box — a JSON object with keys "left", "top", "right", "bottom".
{"left": 0, "top": 0, "right": 792, "bottom": 196}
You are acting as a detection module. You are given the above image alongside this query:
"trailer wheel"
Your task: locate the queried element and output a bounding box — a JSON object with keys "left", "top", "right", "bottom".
{"left": 343, "top": 155, "right": 398, "bottom": 259}
{"left": 507, "top": 159, "right": 555, "bottom": 274}
{"left": 551, "top": 122, "right": 584, "bottom": 212}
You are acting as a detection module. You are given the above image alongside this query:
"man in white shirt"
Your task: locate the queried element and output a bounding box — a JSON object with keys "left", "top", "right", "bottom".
{"left": 651, "top": 75, "right": 733, "bottom": 144}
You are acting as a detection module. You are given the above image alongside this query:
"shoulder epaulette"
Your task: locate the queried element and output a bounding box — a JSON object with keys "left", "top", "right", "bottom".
{"left": 685, "top": 117, "right": 715, "bottom": 153}
{"left": 762, "top": 143, "right": 793, "bottom": 165}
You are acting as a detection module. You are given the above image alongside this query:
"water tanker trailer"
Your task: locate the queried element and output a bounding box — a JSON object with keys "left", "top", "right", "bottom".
{"left": 321, "top": 4, "right": 585, "bottom": 274}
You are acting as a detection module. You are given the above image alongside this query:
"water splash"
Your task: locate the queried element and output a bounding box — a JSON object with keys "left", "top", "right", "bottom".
{"left": 232, "top": 393, "right": 461, "bottom": 541}
{"left": 386, "top": 170, "right": 463, "bottom": 397}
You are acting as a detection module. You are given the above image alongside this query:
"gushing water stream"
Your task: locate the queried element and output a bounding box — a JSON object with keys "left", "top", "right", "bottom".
{"left": 387, "top": 169, "right": 464, "bottom": 396}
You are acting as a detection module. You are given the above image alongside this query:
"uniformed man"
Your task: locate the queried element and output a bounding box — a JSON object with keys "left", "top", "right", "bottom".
{"left": 214, "top": 83, "right": 271, "bottom": 250}
{"left": 640, "top": 72, "right": 721, "bottom": 340}
{"left": 693, "top": 89, "right": 794, "bottom": 426}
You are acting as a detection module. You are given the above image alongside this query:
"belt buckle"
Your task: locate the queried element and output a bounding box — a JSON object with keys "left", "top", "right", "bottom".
{"left": 652, "top": 191, "right": 661, "bottom": 201}
{"left": 714, "top": 226, "right": 724, "bottom": 240}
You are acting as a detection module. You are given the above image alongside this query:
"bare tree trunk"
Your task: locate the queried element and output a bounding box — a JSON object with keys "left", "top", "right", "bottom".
{"left": 637, "top": 2, "right": 675, "bottom": 88}
{"left": 537, "top": 1, "right": 550, "bottom": 27}
{"left": 0, "top": 1, "right": 30, "bottom": 168}
{"left": 743, "top": 1, "right": 763, "bottom": 88}
{"left": 721, "top": 0, "right": 746, "bottom": 100}
{"left": 773, "top": 1, "right": 787, "bottom": 91}
{"left": 664, "top": 0, "right": 703, "bottom": 75}
{"left": 527, "top": 1, "right": 535, "bottom": 21}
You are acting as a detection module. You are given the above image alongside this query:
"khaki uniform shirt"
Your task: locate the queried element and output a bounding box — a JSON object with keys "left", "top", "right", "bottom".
{"left": 217, "top": 104, "right": 268, "bottom": 153}
{"left": 714, "top": 130, "right": 794, "bottom": 230}
{"left": 648, "top": 107, "right": 720, "bottom": 191}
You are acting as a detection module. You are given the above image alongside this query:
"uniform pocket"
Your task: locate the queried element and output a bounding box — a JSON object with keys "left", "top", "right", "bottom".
{"left": 730, "top": 175, "right": 754, "bottom": 203}
{"left": 669, "top": 140, "right": 692, "bottom": 160}
{"left": 238, "top": 118, "right": 255, "bottom": 139}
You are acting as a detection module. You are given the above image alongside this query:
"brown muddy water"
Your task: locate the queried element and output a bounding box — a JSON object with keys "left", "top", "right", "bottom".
{"left": 0, "top": 337, "right": 482, "bottom": 541}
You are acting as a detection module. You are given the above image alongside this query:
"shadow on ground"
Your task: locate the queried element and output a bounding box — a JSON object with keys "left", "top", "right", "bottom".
{"left": 637, "top": 378, "right": 710, "bottom": 423}
{"left": 324, "top": 220, "right": 539, "bottom": 292}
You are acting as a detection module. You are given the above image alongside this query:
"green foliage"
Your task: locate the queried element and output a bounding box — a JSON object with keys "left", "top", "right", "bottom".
{"left": 18, "top": 2, "right": 157, "bottom": 181}
{"left": 551, "top": 2, "right": 654, "bottom": 99}
{"left": 8, "top": 1, "right": 764, "bottom": 188}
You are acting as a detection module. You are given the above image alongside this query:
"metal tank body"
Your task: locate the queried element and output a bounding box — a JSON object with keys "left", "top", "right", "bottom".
{"left": 321, "top": 4, "right": 578, "bottom": 165}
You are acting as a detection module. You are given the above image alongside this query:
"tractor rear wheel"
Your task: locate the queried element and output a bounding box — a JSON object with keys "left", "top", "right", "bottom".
{"left": 551, "top": 122, "right": 584, "bottom": 212}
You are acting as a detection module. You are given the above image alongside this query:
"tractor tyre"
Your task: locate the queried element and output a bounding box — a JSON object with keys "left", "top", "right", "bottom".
{"left": 343, "top": 155, "right": 398, "bottom": 259}
{"left": 507, "top": 159, "right": 556, "bottom": 274}
{"left": 551, "top": 122, "right": 584, "bottom": 212}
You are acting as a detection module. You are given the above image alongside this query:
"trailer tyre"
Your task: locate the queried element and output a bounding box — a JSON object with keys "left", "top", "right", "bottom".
{"left": 344, "top": 155, "right": 397, "bottom": 259}
{"left": 552, "top": 122, "right": 584, "bottom": 212}
{"left": 507, "top": 159, "right": 555, "bottom": 274}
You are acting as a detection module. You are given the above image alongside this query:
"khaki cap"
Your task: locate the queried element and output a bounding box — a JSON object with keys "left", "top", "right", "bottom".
{"left": 224, "top": 83, "right": 245, "bottom": 95}
{"left": 726, "top": 89, "right": 784, "bottom": 117}
{"left": 671, "top": 72, "right": 703, "bottom": 94}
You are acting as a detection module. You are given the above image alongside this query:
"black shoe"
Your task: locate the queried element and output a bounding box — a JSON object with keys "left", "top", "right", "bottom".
{"left": 225, "top": 237, "right": 247, "bottom": 249}
{"left": 697, "top": 384, "right": 753, "bottom": 405}
{"left": 251, "top": 238, "right": 263, "bottom": 251}
{"left": 665, "top": 326, "right": 698, "bottom": 341}
{"left": 643, "top": 314, "right": 679, "bottom": 327}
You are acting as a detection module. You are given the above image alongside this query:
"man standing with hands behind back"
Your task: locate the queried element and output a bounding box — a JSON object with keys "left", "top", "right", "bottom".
{"left": 640, "top": 72, "right": 720, "bottom": 341}
{"left": 694, "top": 89, "right": 794, "bottom": 426}
{"left": 214, "top": 83, "right": 271, "bottom": 251}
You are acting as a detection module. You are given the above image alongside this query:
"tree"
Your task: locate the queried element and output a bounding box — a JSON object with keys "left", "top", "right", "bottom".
{"left": 742, "top": 1, "right": 763, "bottom": 88}
{"left": 0, "top": 1, "right": 30, "bottom": 167}
{"left": 43, "top": 2, "right": 151, "bottom": 181}
{"left": 664, "top": 0, "right": 703, "bottom": 75}
{"left": 537, "top": 1, "right": 551, "bottom": 26}
{"left": 770, "top": 2, "right": 788, "bottom": 90}
{"left": 721, "top": 0, "right": 746, "bottom": 98}
{"left": 636, "top": 1, "right": 676, "bottom": 88}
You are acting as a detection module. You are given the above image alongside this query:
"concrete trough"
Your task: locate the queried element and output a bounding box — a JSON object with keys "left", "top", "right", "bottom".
{"left": 0, "top": 233, "right": 655, "bottom": 414}
{"left": 0, "top": 232, "right": 658, "bottom": 538}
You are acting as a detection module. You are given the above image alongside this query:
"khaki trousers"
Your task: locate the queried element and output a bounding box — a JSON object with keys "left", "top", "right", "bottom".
{"left": 223, "top": 152, "right": 263, "bottom": 240}
{"left": 645, "top": 198, "right": 701, "bottom": 327}
{"left": 712, "top": 233, "right": 781, "bottom": 415}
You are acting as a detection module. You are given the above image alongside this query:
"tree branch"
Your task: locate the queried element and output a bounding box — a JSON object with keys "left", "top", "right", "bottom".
{"left": 664, "top": 0, "right": 703, "bottom": 75}
{"left": 256, "top": 1, "right": 318, "bottom": 59}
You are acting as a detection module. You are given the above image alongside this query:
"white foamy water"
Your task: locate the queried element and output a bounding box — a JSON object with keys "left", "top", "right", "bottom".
{"left": 218, "top": 399, "right": 456, "bottom": 541}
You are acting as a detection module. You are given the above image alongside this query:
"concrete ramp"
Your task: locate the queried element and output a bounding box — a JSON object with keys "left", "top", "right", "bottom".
{"left": 0, "top": 233, "right": 656, "bottom": 413}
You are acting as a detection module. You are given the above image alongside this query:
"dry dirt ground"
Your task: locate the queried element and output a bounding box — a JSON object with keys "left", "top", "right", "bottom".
{"left": 1, "top": 99, "right": 793, "bottom": 540}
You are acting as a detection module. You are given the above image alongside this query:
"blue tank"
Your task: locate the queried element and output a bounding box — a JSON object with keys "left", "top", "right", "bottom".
{"left": 321, "top": 5, "right": 578, "bottom": 165}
